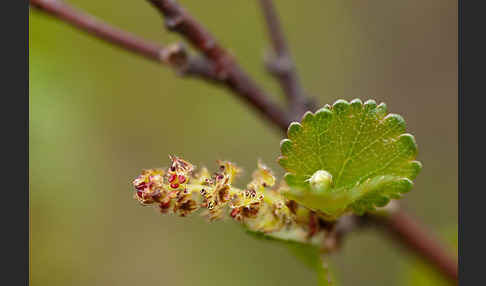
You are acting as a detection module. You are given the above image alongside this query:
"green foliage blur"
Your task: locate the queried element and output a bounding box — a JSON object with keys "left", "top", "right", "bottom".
{"left": 30, "top": 0, "right": 457, "bottom": 285}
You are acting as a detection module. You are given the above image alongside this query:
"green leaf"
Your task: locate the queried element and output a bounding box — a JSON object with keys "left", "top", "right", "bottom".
{"left": 278, "top": 99, "right": 422, "bottom": 217}
{"left": 247, "top": 231, "right": 334, "bottom": 286}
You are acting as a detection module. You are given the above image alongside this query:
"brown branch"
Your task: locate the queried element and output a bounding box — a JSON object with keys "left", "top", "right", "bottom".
{"left": 146, "top": 0, "right": 291, "bottom": 130}
{"left": 258, "top": 0, "right": 309, "bottom": 118}
{"left": 30, "top": 0, "right": 291, "bottom": 129}
{"left": 29, "top": 0, "right": 217, "bottom": 81}
{"left": 323, "top": 209, "right": 457, "bottom": 284}
{"left": 369, "top": 209, "right": 458, "bottom": 283}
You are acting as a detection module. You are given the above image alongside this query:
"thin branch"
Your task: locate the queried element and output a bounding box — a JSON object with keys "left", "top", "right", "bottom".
{"left": 30, "top": 0, "right": 291, "bottom": 129}
{"left": 324, "top": 209, "right": 458, "bottom": 284}
{"left": 369, "top": 209, "right": 458, "bottom": 283}
{"left": 258, "top": 0, "right": 308, "bottom": 118}
{"left": 146, "top": 0, "right": 291, "bottom": 130}
{"left": 29, "top": 0, "right": 217, "bottom": 81}
{"left": 323, "top": 205, "right": 458, "bottom": 284}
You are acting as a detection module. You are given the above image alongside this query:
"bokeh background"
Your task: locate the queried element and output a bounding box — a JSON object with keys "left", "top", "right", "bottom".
{"left": 29, "top": 0, "right": 457, "bottom": 285}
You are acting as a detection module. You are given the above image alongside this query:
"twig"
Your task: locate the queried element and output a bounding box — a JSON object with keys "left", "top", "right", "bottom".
{"left": 369, "top": 209, "right": 458, "bottom": 283}
{"left": 146, "top": 0, "right": 291, "bottom": 130}
{"left": 29, "top": 0, "right": 217, "bottom": 81}
{"left": 258, "top": 0, "right": 308, "bottom": 118}
{"left": 324, "top": 209, "right": 458, "bottom": 284}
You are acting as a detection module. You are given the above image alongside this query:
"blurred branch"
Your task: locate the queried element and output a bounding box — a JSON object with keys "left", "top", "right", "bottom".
{"left": 368, "top": 209, "right": 458, "bottom": 284}
{"left": 30, "top": 0, "right": 290, "bottom": 129}
{"left": 257, "top": 0, "right": 309, "bottom": 118}
{"left": 29, "top": 0, "right": 217, "bottom": 81}
{"left": 322, "top": 205, "right": 457, "bottom": 284}
{"left": 146, "top": 0, "right": 291, "bottom": 130}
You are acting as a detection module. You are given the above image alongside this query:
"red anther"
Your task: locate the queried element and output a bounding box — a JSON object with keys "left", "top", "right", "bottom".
{"left": 168, "top": 174, "right": 177, "bottom": 183}
{"left": 170, "top": 183, "right": 180, "bottom": 189}
{"left": 160, "top": 201, "right": 170, "bottom": 209}
{"left": 217, "top": 175, "right": 224, "bottom": 180}
{"left": 178, "top": 175, "right": 186, "bottom": 183}
{"left": 135, "top": 182, "right": 147, "bottom": 190}
{"left": 308, "top": 213, "right": 319, "bottom": 238}
{"left": 230, "top": 208, "right": 239, "bottom": 218}
{"left": 136, "top": 191, "right": 143, "bottom": 198}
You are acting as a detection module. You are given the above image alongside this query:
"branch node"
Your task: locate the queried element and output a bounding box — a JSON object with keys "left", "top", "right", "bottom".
{"left": 160, "top": 42, "right": 188, "bottom": 66}
{"left": 264, "top": 51, "right": 294, "bottom": 76}
{"left": 164, "top": 14, "right": 184, "bottom": 31}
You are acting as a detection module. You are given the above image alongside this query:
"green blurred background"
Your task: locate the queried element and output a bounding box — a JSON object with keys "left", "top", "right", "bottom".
{"left": 29, "top": 0, "right": 457, "bottom": 285}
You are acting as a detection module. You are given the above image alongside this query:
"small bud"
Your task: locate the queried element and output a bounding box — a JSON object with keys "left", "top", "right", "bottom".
{"left": 308, "top": 170, "right": 333, "bottom": 193}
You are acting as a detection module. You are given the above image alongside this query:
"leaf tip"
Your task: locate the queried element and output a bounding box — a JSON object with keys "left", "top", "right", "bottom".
{"left": 363, "top": 99, "right": 377, "bottom": 110}
{"left": 331, "top": 99, "right": 351, "bottom": 113}
{"left": 398, "top": 133, "right": 419, "bottom": 157}
{"left": 287, "top": 122, "right": 303, "bottom": 139}
{"left": 280, "top": 139, "right": 293, "bottom": 155}
{"left": 301, "top": 111, "right": 316, "bottom": 126}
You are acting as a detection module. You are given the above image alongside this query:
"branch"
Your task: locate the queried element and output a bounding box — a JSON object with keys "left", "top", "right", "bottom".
{"left": 257, "top": 0, "right": 309, "bottom": 118}
{"left": 146, "top": 0, "right": 291, "bottom": 130}
{"left": 30, "top": 0, "right": 290, "bottom": 129}
{"left": 369, "top": 209, "right": 458, "bottom": 283}
{"left": 29, "top": 0, "right": 217, "bottom": 81}
{"left": 323, "top": 208, "right": 457, "bottom": 284}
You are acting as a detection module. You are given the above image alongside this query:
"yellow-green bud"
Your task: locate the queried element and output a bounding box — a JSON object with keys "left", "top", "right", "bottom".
{"left": 308, "top": 170, "right": 333, "bottom": 193}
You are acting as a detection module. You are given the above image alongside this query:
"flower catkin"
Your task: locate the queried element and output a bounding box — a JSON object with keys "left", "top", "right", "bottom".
{"left": 132, "top": 155, "right": 327, "bottom": 244}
